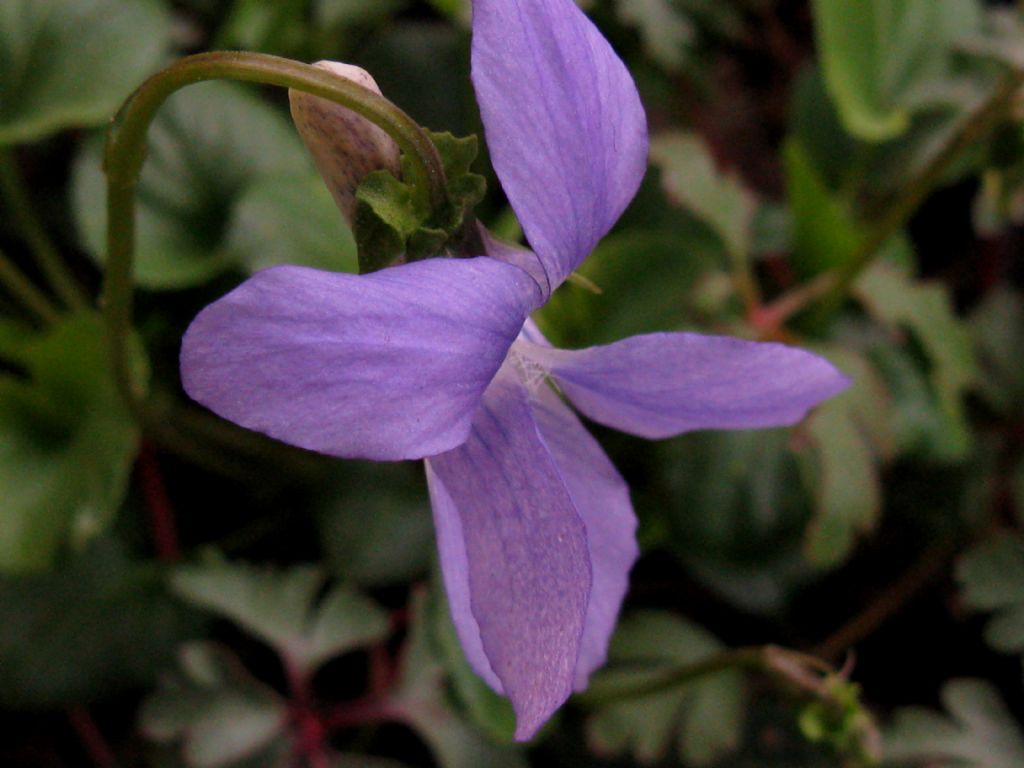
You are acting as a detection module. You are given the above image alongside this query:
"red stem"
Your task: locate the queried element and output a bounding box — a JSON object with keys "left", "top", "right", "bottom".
{"left": 68, "top": 707, "right": 116, "bottom": 768}
{"left": 138, "top": 441, "right": 180, "bottom": 562}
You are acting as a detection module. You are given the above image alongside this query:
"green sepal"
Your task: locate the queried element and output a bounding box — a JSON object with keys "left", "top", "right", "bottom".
{"left": 352, "top": 130, "right": 488, "bottom": 273}
{"left": 353, "top": 170, "right": 423, "bottom": 273}
{"left": 431, "top": 131, "right": 488, "bottom": 231}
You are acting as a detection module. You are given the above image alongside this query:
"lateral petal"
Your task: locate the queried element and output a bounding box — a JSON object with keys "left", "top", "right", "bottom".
{"left": 180, "top": 258, "right": 539, "bottom": 460}
{"left": 522, "top": 332, "right": 850, "bottom": 438}
{"left": 529, "top": 383, "right": 638, "bottom": 690}
{"left": 471, "top": 0, "right": 648, "bottom": 295}
{"left": 426, "top": 370, "right": 591, "bottom": 740}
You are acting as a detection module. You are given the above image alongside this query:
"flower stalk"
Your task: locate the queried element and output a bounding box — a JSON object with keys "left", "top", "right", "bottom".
{"left": 102, "top": 51, "right": 448, "bottom": 413}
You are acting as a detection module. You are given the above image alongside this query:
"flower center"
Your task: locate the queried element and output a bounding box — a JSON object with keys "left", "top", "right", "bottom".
{"left": 507, "top": 343, "right": 549, "bottom": 394}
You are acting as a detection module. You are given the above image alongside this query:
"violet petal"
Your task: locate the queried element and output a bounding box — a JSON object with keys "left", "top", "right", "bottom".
{"left": 529, "top": 382, "right": 638, "bottom": 690}
{"left": 521, "top": 332, "right": 851, "bottom": 438}
{"left": 180, "top": 258, "right": 539, "bottom": 460}
{"left": 426, "top": 369, "right": 591, "bottom": 740}
{"left": 471, "top": 0, "right": 648, "bottom": 296}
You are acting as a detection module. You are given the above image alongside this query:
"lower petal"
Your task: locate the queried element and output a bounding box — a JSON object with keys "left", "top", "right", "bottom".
{"left": 529, "top": 384, "right": 638, "bottom": 690}
{"left": 425, "top": 371, "right": 591, "bottom": 741}
{"left": 522, "top": 332, "right": 850, "bottom": 438}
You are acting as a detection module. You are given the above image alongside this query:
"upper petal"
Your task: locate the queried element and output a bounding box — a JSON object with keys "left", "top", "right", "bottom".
{"left": 180, "top": 258, "right": 539, "bottom": 460}
{"left": 528, "top": 382, "right": 638, "bottom": 691}
{"left": 522, "top": 332, "right": 851, "bottom": 438}
{"left": 471, "top": 0, "right": 648, "bottom": 296}
{"left": 426, "top": 369, "right": 591, "bottom": 741}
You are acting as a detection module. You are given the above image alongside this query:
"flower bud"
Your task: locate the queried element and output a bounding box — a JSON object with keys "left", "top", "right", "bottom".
{"left": 289, "top": 62, "right": 402, "bottom": 223}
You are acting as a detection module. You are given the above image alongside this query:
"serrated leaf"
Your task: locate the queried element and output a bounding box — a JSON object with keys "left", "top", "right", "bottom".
{"left": 390, "top": 591, "right": 528, "bottom": 768}
{"left": 170, "top": 562, "right": 388, "bottom": 673}
{"left": 0, "top": 314, "right": 141, "bottom": 573}
{"left": 803, "top": 349, "right": 891, "bottom": 568}
{"left": 867, "top": 341, "right": 956, "bottom": 458}
{"left": 0, "top": 539, "right": 196, "bottom": 708}
{"left": 811, "top": 0, "right": 983, "bottom": 142}
{"left": 650, "top": 132, "right": 757, "bottom": 264}
{"left": 141, "top": 642, "right": 289, "bottom": 768}
{"left": 428, "top": 578, "right": 516, "bottom": 742}
{"left": 72, "top": 82, "right": 313, "bottom": 289}
{"left": 0, "top": 0, "right": 171, "bottom": 145}
{"left": 884, "top": 679, "right": 1024, "bottom": 768}
{"left": 584, "top": 611, "right": 745, "bottom": 766}
{"left": 856, "top": 263, "right": 976, "bottom": 461}
{"left": 957, "top": 533, "right": 1024, "bottom": 654}
{"left": 616, "top": 0, "right": 695, "bottom": 72}
{"left": 970, "top": 288, "right": 1024, "bottom": 416}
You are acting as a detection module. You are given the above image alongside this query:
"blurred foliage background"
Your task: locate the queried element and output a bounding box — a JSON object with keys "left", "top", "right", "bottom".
{"left": 1, "top": 0, "right": 1024, "bottom": 766}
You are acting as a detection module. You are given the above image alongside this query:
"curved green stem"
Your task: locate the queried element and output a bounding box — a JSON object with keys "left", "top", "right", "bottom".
{"left": 0, "top": 149, "right": 87, "bottom": 310}
{"left": 0, "top": 246, "right": 60, "bottom": 325}
{"left": 102, "top": 51, "right": 448, "bottom": 418}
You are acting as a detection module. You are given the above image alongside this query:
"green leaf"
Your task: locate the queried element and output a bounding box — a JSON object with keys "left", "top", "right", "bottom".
{"left": 650, "top": 132, "right": 757, "bottom": 264}
{"left": 790, "top": 66, "right": 859, "bottom": 193}
{"left": 0, "top": 539, "right": 197, "bottom": 708}
{"left": 428, "top": 579, "right": 516, "bottom": 742}
{"left": 537, "top": 227, "right": 724, "bottom": 347}
{"left": 392, "top": 590, "right": 528, "bottom": 768}
{"left": 170, "top": 561, "right": 389, "bottom": 673}
{"left": 0, "top": 313, "right": 141, "bottom": 573}
{"left": 141, "top": 642, "right": 290, "bottom": 768}
{"left": 72, "top": 81, "right": 315, "bottom": 289}
{"left": 584, "top": 611, "right": 745, "bottom": 766}
{"left": 616, "top": 0, "right": 695, "bottom": 72}
{"left": 811, "top": 0, "right": 982, "bottom": 142}
{"left": 970, "top": 288, "right": 1024, "bottom": 416}
{"left": 855, "top": 263, "right": 977, "bottom": 461}
{"left": 802, "top": 349, "right": 892, "bottom": 568}
{"left": 317, "top": 465, "right": 434, "bottom": 588}
{"left": 957, "top": 533, "right": 1024, "bottom": 655}
{"left": 884, "top": 679, "right": 1024, "bottom": 768}
{"left": 655, "top": 428, "right": 815, "bottom": 613}
{"left": 783, "top": 138, "right": 862, "bottom": 278}
{"left": 867, "top": 341, "right": 958, "bottom": 458}
{"left": 0, "top": 0, "right": 171, "bottom": 145}
{"left": 215, "top": 0, "right": 308, "bottom": 55}
{"left": 225, "top": 174, "right": 358, "bottom": 274}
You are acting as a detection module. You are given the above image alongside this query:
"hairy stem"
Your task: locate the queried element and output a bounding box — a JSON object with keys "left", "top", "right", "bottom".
{"left": 0, "top": 246, "right": 60, "bottom": 325}
{"left": 102, "top": 52, "right": 447, "bottom": 420}
{"left": 813, "top": 541, "right": 958, "bottom": 661}
{"left": 0, "top": 149, "right": 88, "bottom": 310}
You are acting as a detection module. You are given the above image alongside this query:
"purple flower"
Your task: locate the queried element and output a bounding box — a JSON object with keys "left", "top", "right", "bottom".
{"left": 180, "top": 0, "right": 849, "bottom": 741}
